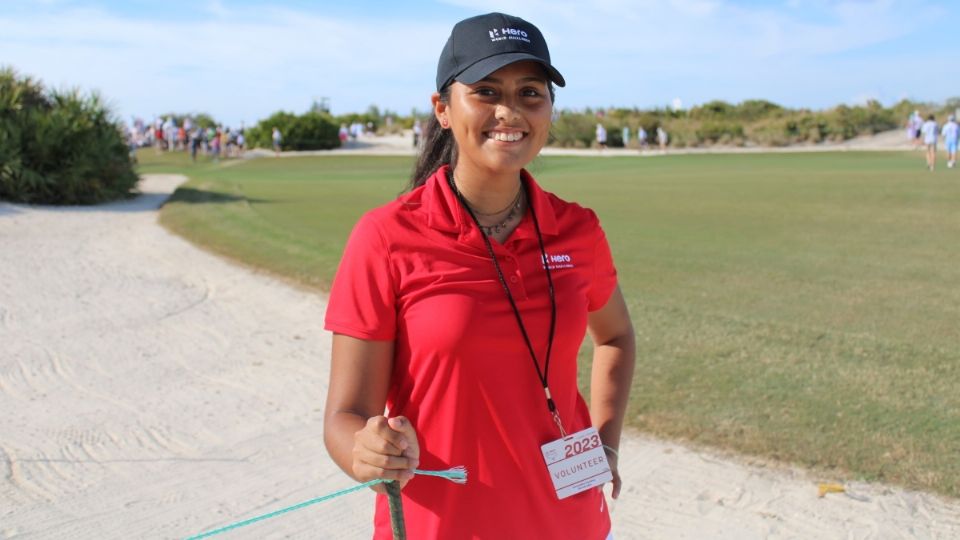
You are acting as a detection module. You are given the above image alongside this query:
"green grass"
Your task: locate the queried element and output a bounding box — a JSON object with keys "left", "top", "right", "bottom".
{"left": 145, "top": 149, "right": 960, "bottom": 498}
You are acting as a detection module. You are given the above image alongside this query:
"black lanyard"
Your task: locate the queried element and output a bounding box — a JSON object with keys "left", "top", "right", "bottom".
{"left": 447, "top": 172, "right": 566, "bottom": 436}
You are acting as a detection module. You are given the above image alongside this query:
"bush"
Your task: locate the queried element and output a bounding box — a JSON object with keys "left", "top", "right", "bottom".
{"left": 0, "top": 67, "right": 138, "bottom": 205}
{"left": 247, "top": 110, "right": 340, "bottom": 151}
{"left": 696, "top": 121, "right": 745, "bottom": 145}
{"left": 550, "top": 111, "right": 595, "bottom": 148}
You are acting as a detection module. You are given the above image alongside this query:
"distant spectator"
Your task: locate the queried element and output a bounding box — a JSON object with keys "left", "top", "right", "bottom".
{"left": 236, "top": 131, "right": 245, "bottom": 157}
{"left": 189, "top": 128, "right": 202, "bottom": 162}
{"left": 621, "top": 126, "right": 630, "bottom": 147}
{"left": 907, "top": 110, "right": 923, "bottom": 148}
{"left": 211, "top": 127, "right": 222, "bottom": 161}
{"left": 657, "top": 126, "right": 668, "bottom": 150}
{"left": 412, "top": 119, "right": 422, "bottom": 148}
{"left": 595, "top": 123, "right": 607, "bottom": 149}
{"left": 339, "top": 123, "right": 349, "bottom": 144}
{"left": 272, "top": 126, "right": 282, "bottom": 156}
{"left": 153, "top": 120, "right": 164, "bottom": 154}
{"left": 637, "top": 126, "right": 648, "bottom": 150}
{"left": 921, "top": 114, "right": 938, "bottom": 171}
{"left": 163, "top": 117, "right": 176, "bottom": 151}
{"left": 942, "top": 115, "right": 958, "bottom": 169}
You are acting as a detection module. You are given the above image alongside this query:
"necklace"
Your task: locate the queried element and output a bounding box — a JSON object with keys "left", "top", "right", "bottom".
{"left": 446, "top": 172, "right": 564, "bottom": 434}
{"left": 451, "top": 178, "right": 525, "bottom": 236}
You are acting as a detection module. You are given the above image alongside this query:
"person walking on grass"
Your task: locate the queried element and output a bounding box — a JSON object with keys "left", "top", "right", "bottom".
{"left": 272, "top": 126, "right": 282, "bottom": 156}
{"left": 942, "top": 115, "right": 958, "bottom": 169}
{"left": 907, "top": 110, "right": 923, "bottom": 149}
{"left": 596, "top": 122, "right": 607, "bottom": 149}
{"left": 657, "top": 125, "right": 668, "bottom": 151}
{"left": 921, "top": 114, "right": 939, "bottom": 171}
{"left": 638, "top": 125, "right": 648, "bottom": 150}
{"left": 323, "top": 12, "right": 634, "bottom": 540}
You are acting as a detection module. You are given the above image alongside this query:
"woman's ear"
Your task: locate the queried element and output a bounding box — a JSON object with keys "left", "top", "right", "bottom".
{"left": 432, "top": 92, "right": 449, "bottom": 129}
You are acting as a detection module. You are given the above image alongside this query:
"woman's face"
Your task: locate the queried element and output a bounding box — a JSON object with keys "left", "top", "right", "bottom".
{"left": 435, "top": 61, "right": 553, "bottom": 177}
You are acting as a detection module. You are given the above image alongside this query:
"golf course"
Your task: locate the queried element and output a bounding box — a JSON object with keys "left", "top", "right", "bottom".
{"left": 142, "top": 148, "right": 960, "bottom": 499}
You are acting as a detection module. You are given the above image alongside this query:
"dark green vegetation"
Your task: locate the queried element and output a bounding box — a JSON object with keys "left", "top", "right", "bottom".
{"left": 150, "top": 151, "right": 960, "bottom": 497}
{"left": 0, "top": 67, "right": 138, "bottom": 204}
{"left": 244, "top": 110, "right": 341, "bottom": 152}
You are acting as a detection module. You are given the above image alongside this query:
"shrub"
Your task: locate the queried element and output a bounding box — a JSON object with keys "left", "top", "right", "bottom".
{"left": 247, "top": 110, "right": 340, "bottom": 151}
{"left": 697, "top": 121, "right": 745, "bottom": 145}
{"left": 0, "top": 67, "right": 138, "bottom": 205}
{"left": 550, "top": 111, "right": 595, "bottom": 148}
{"left": 736, "top": 99, "right": 784, "bottom": 121}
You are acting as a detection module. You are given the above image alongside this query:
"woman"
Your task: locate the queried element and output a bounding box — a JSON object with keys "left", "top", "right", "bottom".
{"left": 324, "top": 12, "right": 635, "bottom": 539}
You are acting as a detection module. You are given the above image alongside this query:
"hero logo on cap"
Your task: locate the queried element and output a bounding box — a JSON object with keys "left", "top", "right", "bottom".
{"left": 488, "top": 27, "right": 531, "bottom": 43}
{"left": 435, "top": 12, "right": 566, "bottom": 91}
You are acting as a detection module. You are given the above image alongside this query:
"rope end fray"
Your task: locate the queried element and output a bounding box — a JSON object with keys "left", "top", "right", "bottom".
{"left": 413, "top": 466, "right": 468, "bottom": 484}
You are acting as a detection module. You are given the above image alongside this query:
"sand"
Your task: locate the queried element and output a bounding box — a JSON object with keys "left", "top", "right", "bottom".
{"left": 1, "top": 167, "right": 958, "bottom": 539}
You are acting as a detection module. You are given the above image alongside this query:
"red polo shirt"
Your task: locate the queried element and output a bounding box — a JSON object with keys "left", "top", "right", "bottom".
{"left": 325, "top": 165, "right": 618, "bottom": 539}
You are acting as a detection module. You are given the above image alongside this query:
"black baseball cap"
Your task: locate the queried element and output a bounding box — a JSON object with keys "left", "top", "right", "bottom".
{"left": 436, "top": 12, "right": 565, "bottom": 92}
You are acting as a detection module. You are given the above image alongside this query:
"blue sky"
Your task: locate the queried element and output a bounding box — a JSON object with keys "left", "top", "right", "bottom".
{"left": 2, "top": 0, "right": 955, "bottom": 127}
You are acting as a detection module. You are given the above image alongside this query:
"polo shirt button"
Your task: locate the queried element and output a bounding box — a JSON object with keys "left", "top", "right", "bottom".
{"left": 509, "top": 276, "right": 518, "bottom": 283}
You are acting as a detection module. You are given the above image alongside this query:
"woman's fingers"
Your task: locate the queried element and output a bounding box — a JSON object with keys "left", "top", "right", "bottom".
{"left": 352, "top": 415, "right": 421, "bottom": 486}
{"left": 355, "top": 447, "right": 419, "bottom": 472}
{"left": 610, "top": 469, "right": 622, "bottom": 499}
{"left": 387, "top": 416, "right": 420, "bottom": 459}
{"left": 604, "top": 448, "right": 622, "bottom": 499}
{"left": 357, "top": 416, "right": 409, "bottom": 453}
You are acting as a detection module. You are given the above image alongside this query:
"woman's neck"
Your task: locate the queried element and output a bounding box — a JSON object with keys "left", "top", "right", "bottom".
{"left": 450, "top": 164, "right": 523, "bottom": 215}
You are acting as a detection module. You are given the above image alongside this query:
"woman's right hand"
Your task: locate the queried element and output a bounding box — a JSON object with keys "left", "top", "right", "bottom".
{"left": 352, "top": 415, "right": 420, "bottom": 491}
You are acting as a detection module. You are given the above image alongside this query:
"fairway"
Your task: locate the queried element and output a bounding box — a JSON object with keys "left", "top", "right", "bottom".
{"left": 145, "top": 150, "right": 960, "bottom": 498}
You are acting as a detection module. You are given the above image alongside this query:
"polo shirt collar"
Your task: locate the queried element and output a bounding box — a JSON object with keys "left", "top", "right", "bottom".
{"left": 424, "top": 165, "right": 560, "bottom": 237}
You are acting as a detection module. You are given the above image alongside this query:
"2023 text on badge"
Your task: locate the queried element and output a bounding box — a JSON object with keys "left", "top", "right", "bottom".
{"left": 540, "top": 427, "right": 613, "bottom": 499}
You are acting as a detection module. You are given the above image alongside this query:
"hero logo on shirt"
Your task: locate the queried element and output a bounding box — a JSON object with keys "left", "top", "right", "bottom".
{"left": 542, "top": 252, "right": 574, "bottom": 270}
{"left": 488, "top": 27, "right": 531, "bottom": 44}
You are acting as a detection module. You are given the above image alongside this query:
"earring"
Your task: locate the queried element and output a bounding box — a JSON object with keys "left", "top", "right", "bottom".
{"left": 441, "top": 119, "right": 449, "bottom": 128}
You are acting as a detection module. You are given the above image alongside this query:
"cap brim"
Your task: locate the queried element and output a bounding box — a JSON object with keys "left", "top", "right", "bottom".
{"left": 454, "top": 52, "right": 566, "bottom": 88}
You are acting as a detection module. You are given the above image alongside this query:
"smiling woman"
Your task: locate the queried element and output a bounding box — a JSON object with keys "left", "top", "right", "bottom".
{"left": 322, "top": 12, "right": 635, "bottom": 539}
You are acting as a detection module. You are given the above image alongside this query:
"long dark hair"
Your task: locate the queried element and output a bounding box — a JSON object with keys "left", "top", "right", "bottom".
{"left": 408, "top": 83, "right": 556, "bottom": 190}
{"left": 409, "top": 89, "right": 455, "bottom": 190}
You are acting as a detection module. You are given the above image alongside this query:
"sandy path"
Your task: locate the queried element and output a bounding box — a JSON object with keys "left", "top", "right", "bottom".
{"left": 1, "top": 174, "right": 959, "bottom": 539}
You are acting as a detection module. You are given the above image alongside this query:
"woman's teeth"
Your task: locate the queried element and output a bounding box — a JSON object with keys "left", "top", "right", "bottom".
{"left": 490, "top": 132, "right": 524, "bottom": 142}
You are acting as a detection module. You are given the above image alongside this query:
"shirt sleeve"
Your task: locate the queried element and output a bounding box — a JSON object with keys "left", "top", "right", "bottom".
{"left": 324, "top": 213, "right": 397, "bottom": 341}
{"left": 587, "top": 214, "right": 618, "bottom": 312}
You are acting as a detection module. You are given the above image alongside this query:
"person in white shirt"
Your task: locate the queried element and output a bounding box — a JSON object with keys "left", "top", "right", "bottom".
{"left": 920, "top": 114, "right": 938, "bottom": 171}
{"left": 595, "top": 123, "right": 607, "bottom": 149}
{"left": 657, "top": 126, "right": 668, "bottom": 151}
{"left": 637, "top": 126, "right": 648, "bottom": 150}
{"left": 941, "top": 115, "right": 958, "bottom": 169}
{"left": 272, "top": 127, "right": 282, "bottom": 156}
{"left": 907, "top": 110, "right": 923, "bottom": 148}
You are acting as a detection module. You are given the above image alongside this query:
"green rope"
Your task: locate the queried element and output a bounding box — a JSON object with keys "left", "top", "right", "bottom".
{"left": 185, "top": 468, "right": 466, "bottom": 539}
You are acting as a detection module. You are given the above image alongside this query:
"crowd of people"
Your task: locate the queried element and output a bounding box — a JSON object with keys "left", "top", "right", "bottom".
{"left": 906, "top": 110, "right": 959, "bottom": 171}
{"left": 594, "top": 122, "right": 669, "bottom": 151}
{"left": 126, "top": 117, "right": 246, "bottom": 162}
